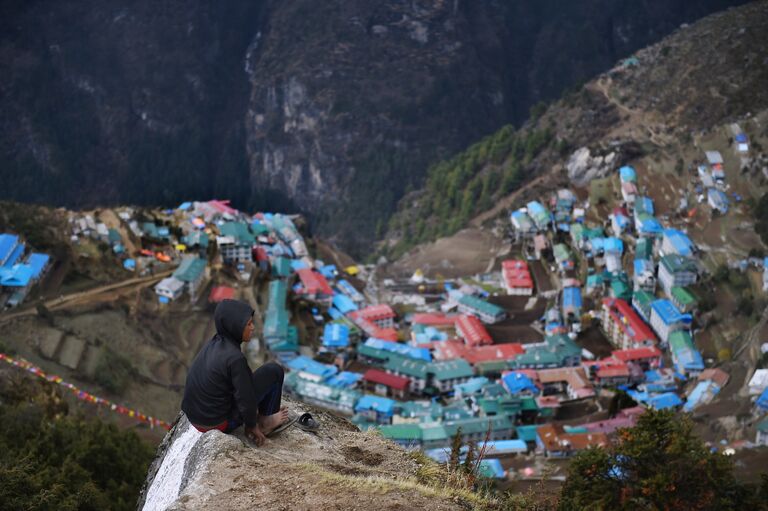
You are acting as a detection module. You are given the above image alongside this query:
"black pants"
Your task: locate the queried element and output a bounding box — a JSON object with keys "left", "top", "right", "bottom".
{"left": 225, "top": 362, "right": 284, "bottom": 432}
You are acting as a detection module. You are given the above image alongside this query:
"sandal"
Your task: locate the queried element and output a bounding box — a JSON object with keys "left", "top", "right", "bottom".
{"left": 295, "top": 412, "right": 320, "bottom": 433}
{"left": 267, "top": 413, "right": 298, "bottom": 437}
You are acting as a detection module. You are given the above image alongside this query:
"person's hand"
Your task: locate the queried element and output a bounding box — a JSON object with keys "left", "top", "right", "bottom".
{"left": 245, "top": 425, "right": 267, "bottom": 447}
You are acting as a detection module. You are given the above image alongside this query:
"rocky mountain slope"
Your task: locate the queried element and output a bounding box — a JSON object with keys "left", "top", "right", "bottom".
{"left": 385, "top": 0, "right": 768, "bottom": 257}
{"left": 138, "top": 401, "right": 486, "bottom": 511}
{"left": 0, "top": 0, "right": 749, "bottom": 255}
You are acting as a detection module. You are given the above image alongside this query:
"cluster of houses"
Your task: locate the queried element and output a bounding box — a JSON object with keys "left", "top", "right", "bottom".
{"left": 253, "top": 154, "right": 764, "bottom": 467}
{"left": 0, "top": 233, "right": 50, "bottom": 309}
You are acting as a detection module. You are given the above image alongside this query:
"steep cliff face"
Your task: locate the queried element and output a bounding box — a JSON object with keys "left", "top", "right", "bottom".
{"left": 138, "top": 402, "right": 470, "bottom": 511}
{"left": 0, "top": 0, "right": 750, "bottom": 255}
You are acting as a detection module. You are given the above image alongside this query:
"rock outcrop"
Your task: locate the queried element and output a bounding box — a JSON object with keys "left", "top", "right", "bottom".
{"left": 138, "top": 399, "right": 464, "bottom": 511}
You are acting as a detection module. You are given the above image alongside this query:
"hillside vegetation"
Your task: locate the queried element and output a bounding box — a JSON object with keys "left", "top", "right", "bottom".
{"left": 0, "top": 368, "right": 154, "bottom": 510}
{"left": 385, "top": 0, "right": 768, "bottom": 258}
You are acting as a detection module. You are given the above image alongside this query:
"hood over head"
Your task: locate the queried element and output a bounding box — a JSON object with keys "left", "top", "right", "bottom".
{"left": 214, "top": 299, "right": 254, "bottom": 342}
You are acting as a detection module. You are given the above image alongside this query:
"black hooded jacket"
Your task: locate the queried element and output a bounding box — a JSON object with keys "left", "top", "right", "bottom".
{"left": 181, "top": 299, "right": 259, "bottom": 428}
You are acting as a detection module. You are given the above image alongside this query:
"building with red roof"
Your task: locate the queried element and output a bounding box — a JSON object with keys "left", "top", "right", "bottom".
{"left": 362, "top": 369, "right": 410, "bottom": 399}
{"left": 536, "top": 423, "right": 608, "bottom": 457}
{"left": 601, "top": 298, "right": 656, "bottom": 349}
{"left": 455, "top": 314, "right": 493, "bottom": 347}
{"left": 433, "top": 340, "right": 524, "bottom": 366}
{"left": 348, "top": 311, "right": 399, "bottom": 342}
{"left": 583, "top": 357, "right": 631, "bottom": 386}
{"left": 356, "top": 304, "right": 396, "bottom": 328}
{"left": 464, "top": 343, "right": 525, "bottom": 365}
{"left": 208, "top": 285, "right": 236, "bottom": 303}
{"left": 296, "top": 268, "right": 334, "bottom": 305}
{"left": 411, "top": 313, "right": 457, "bottom": 327}
{"left": 610, "top": 346, "right": 662, "bottom": 369}
{"left": 502, "top": 260, "right": 534, "bottom": 296}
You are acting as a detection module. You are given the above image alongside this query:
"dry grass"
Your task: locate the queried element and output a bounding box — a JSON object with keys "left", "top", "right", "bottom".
{"left": 296, "top": 458, "right": 500, "bottom": 509}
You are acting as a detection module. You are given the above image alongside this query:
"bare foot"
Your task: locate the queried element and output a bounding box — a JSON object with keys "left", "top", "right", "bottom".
{"left": 258, "top": 407, "right": 290, "bottom": 434}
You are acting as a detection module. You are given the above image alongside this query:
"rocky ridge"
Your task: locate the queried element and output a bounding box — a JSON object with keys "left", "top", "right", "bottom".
{"left": 138, "top": 399, "right": 472, "bottom": 511}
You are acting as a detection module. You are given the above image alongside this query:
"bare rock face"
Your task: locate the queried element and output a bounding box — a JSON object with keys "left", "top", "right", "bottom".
{"left": 567, "top": 147, "right": 617, "bottom": 187}
{"left": 138, "top": 399, "right": 464, "bottom": 511}
{"left": 0, "top": 0, "right": 750, "bottom": 255}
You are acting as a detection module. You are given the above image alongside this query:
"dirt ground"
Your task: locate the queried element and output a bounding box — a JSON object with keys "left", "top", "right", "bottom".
{"left": 390, "top": 228, "right": 502, "bottom": 279}
{"left": 486, "top": 295, "right": 547, "bottom": 344}
{"left": 152, "top": 403, "right": 471, "bottom": 511}
{"left": 576, "top": 326, "right": 614, "bottom": 359}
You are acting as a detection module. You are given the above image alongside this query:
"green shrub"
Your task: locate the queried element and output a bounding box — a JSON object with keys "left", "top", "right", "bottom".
{"left": 94, "top": 347, "right": 134, "bottom": 395}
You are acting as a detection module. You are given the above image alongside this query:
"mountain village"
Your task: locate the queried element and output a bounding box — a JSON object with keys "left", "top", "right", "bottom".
{"left": 3, "top": 125, "right": 765, "bottom": 483}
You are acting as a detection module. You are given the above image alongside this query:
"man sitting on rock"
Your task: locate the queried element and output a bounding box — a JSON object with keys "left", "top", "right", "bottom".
{"left": 182, "top": 299, "right": 289, "bottom": 446}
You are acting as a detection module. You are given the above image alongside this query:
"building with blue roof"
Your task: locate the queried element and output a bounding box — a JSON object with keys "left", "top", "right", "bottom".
{"left": 332, "top": 293, "right": 358, "bottom": 314}
{"left": 619, "top": 166, "right": 637, "bottom": 183}
{"left": 633, "top": 259, "right": 656, "bottom": 292}
{"left": 0, "top": 234, "right": 20, "bottom": 267}
{"left": 683, "top": 380, "right": 720, "bottom": 412}
{"left": 764, "top": 257, "right": 768, "bottom": 292}
{"left": 611, "top": 211, "right": 631, "bottom": 235}
{"left": 337, "top": 279, "right": 365, "bottom": 304}
{"left": 287, "top": 355, "right": 338, "bottom": 382}
{"left": 562, "top": 286, "right": 582, "bottom": 320}
{"left": 604, "top": 237, "right": 624, "bottom": 255}
{"left": 0, "top": 265, "right": 33, "bottom": 288}
{"left": 26, "top": 253, "right": 50, "bottom": 279}
{"left": 526, "top": 201, "right": 552, "bottom": 231}
{"left": 647, "top": 392, "right": 683, "bottom": 410}
{"left": 3, "top": 242, "right": 25, "bottom": 268}
{"left": 502, "top": 372, "right": 540, "bottom": 396}
{"left": 707, "top": 188, "right": 729, "bottom": 214}
{"left": 354, "top": 395, "right": 396, "bottom": 423}
{"left": 319, "top": 265, "right": 337, "bottom": 279}
{"left": 757, "top": 388, "right": 768, "bottom": 411}
{"left": 636, "top": 215, "right": 663, "bottom": 237}
{"left": 649, "top": 299, "right": 692, "bottom": 344}
{"left": 661, "top": 229, "right": 694, "bottom": 257}
{"left": 322, "top": 323, "right": 350, "bottom": 351}
{"left": 454, "top": 377, "right": 489, "bottom": 398}
{"left": 483, "top": 439, "right": 528, "bottom": 455}
{"left": 510, "top": 210, "right": 535, "bottom": 235}
{"left": 364, "top": 338, "right": 432, "bottom": 362}
{"left": 325, "top": 371, "right": 362, "bottom": 388}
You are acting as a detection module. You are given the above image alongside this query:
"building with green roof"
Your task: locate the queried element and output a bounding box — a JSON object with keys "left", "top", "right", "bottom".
{"left": 171, "top": 257, "right": 208, "bottom": 299}
{"left": 457, "top": 294, "right": 506, "bottom": 324}
{"left": 218, "top": 222, "right": 255, "bottom": 263}
{"left": 635, "top": 238, "right": 653, "bottom": 261}
{"left": 378, "top": 424, "right": 423, "bottom": 447}
{"left": 670, "top": 286, "right": 698, "bottom": 313}
{"left": 272, "top": 257, "right": 293, "bottom": 278}
{"left": 182, "top": 231, "right": 209, "bottom": 251}
{"left": 511, "top": 334, "right": 581, "bottom": 370}
{"left": 658, "top": 254, "right": 698, "bottom": 294}
{"left": 632, "top": 289, "right": 654, "bottom": 321}
{"left": 610, "top": 277, "right": 633, "bottom": 301}
{"left": 264, "top": 279, "right": 298, "bottom": 354}
{"left": 431, "top": 359, "right": 473, "bottom": 392}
